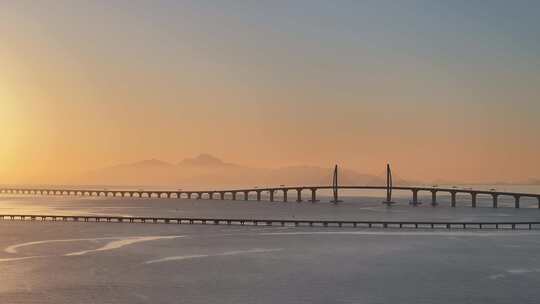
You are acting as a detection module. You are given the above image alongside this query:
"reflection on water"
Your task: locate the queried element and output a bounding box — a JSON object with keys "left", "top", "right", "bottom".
{"left": 1, "top": 222, "right": 540, "bottom": 303}
{"left": 65, "top": 236, "right": 184, "bottom": 256}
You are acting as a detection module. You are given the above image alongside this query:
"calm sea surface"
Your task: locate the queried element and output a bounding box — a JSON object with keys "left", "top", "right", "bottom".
{"left": 1, "top": 185, "right": 540, "bottom": 303}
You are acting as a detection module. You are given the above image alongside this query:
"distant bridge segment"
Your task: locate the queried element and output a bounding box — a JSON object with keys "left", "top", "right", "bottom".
{"left": 1, "top": 214, "right": 540, "bottom": 230}
{"left": 1, "top": 186, "right": 540, "bottom": 209}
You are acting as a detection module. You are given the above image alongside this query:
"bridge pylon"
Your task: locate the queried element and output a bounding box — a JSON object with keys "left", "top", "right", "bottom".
{"left": 382, "top": 163, "right": 396, "bottom": 206}
{"left": 330, "top": 165, "right": 342, "bottom": 203}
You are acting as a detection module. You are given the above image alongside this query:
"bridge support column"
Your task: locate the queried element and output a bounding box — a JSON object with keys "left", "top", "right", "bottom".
{"left": 537, "top": 196, "right": 540, "bottom": 209}
{"left": 232, "top": 192, "right": 237, "bottom": 200}
{"left": 196, "top": 193, "right": 202, "bottom": 200}
{"left": 256, "top": 191, "right": 261, "bottom": 201}
{"left": 492, "top": 194, "right": 498, "bottom": 208}
{"left": 283, "top": 190, "right": 288, "bottom": 202}
{"left": 244, "top": 191, "right": 249, "bottom": 201}
{"left": 431, "top": 191, "right": 437, "bottom": 206}
{"left": 269, "top": 190, "right": 274, "bottom": 202}
{"left": 451, "top": 192, "right": 457, "bottom": 207}
{"left": 411, "top": 190, "right": 419, "bottom": 205}
{"left": 296, "top": 189, "right": 302, "bottom": 202}
{"left": 220, "top": 192, "right": 225, "bottom": 200}
{"left": 514, "top": 195, "right": 520, "bottom": 208}
{"left": 471, "top": 193, "right": 477, "bottom": 208}
{"left": 310, "top": 188, "right": 318, "bottom": 203}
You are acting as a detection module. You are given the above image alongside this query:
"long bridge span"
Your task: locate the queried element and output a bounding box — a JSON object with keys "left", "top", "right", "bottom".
{"left": 1, "top": 185, "right": 540, "bottom": 209}
{"left": 1, "top": 214, "right": 540, "bottom": 230}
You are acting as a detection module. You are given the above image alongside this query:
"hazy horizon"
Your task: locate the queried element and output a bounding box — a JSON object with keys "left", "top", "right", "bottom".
{"left": 1, "top": 153, "right": 538, "bottom": 188}
{"left": 2, "top": 1, "right": 539, "bottom": 185}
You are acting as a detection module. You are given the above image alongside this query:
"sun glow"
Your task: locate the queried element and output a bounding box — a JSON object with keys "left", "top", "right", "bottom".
{"left": 0, "top": 84, "right": 25, "bottom": 179}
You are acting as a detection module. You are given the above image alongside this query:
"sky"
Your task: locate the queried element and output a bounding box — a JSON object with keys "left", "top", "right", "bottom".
{"left": 1, "top": 0, "right": 539, "bottom": 185}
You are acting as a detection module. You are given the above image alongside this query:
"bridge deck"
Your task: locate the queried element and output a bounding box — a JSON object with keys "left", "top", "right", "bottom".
{"left": 2, "top": 185, "right": 539, "bottom": 198}
{"left": 2, "top": 186, "right": 540, "bottom": 210}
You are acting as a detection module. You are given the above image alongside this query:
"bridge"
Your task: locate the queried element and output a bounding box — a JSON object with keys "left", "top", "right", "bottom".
{"left": 1, "top": 185, "right": 540, "bottom": 209}
{"left": 2, "top": 164, "right": 539, "bottom": 208}
{"left": 1, "top": 214, "right": 539, "bottom": 230}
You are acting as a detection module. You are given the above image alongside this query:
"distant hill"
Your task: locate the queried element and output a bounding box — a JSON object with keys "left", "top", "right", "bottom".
{"left": 178, "top": 153, "right": 237, "bottom": 167}
{"left": 77, "top": 154, "right": 408, "bottom": 189}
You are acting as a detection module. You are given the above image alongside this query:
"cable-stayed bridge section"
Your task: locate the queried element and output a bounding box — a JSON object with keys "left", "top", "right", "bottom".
{"left": 2, "top": 165, "right": 540, "bottom": 209}
{"left": 1, "top": 185, "right": 540, "bottom": 209}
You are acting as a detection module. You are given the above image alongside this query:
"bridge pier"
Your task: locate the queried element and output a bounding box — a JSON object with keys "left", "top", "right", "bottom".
{"left": 232, "top": 192, "right": 237, "bottom": 200}
{"left": 431, "top": 191, "right": 437, "bottom": 206}
{"left": 450, "top": 191, "right": 457, "bottom": 207}
{"left": 244, "top": 191, "right": 249, "bottom": 201}
{"left": 269, "top": 190, "right": 275, "bottom": 202}
{"left": 537, "top": 196, "right": 540, "bottom": 209}
{"left": 310, "top": 188, "right": 318, "bottom": 203}
{"left": 256, "top": 191, "right": 262, "bottom": 201}
{"left": 296, "top": 188, "right": 303, "bottom": 202}
{"left": 411, "top": 190, "right": 419, "bottom": 205}
{"left": 514, "top": 195, "right": 520, "bottom": 208}
{"left": 220, "top": 192, "right": 225, "bottom": 200}
{"left": 471, "top": 192, "right": 477, "bottom": 208}
{"left": 492, "top": 194, "right": 498, "bottom": 208}
{"left": 283, "top": 189, "right": 288, "bottom": 202}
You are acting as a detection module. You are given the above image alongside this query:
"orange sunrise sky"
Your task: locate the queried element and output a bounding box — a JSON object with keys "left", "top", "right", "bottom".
{"left": 1, "top": 1, "right": 539, "bottom": 185}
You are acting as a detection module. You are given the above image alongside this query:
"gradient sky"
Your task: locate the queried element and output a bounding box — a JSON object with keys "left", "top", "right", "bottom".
{"left": 1, "top": 0, "right": 539, "bottom": 184}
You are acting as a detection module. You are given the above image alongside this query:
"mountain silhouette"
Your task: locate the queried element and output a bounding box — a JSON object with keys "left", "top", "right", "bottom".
{"left": 178, "top": 154, "right": 236, "bottom": 167}
{"left": 77, "top": 154, "right": 405, "bottom": 188}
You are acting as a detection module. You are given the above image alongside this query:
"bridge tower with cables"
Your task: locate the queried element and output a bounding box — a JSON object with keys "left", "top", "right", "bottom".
{"left": 330, "top": 165, "right": 342, "bottom": 203}
{"left": 382, "top": 163, "right": 396, "bottom": 206}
